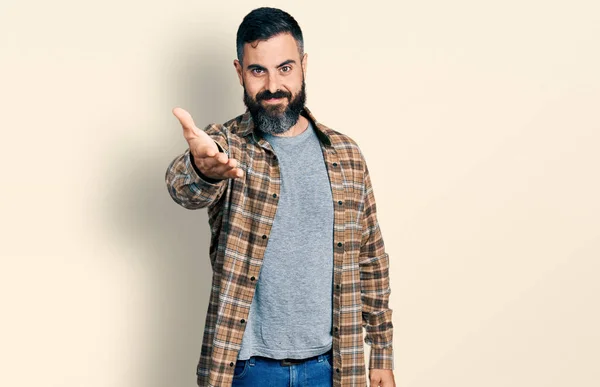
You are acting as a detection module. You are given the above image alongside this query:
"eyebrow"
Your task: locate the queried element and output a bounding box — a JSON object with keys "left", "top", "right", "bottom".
{"left": 246, "top": 59, "right": 297, "bottom": 71}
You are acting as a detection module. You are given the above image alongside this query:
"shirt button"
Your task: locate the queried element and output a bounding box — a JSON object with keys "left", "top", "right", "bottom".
{"left": 336, "top": 368, "right": 341, "bottom": 373}
{"left": 250, "top": 276, "right": 256, "bottom": 281}
{"left": 334, "top": 327, "right": 338, "bottom": 332}
{"left": 262, "top": 235, "right": 267, "bottom": 239}
{"left": 240, "top": 319, "right": 246, "bottom": 324}
{"left": 230, "top": 362, "right": 234, "bottom": 367}
{"left": 272, "top": 193, "right": 277, "bottom": 198}
{"left": 337, "top": 242, "right": 342, "bottom": 247}
{"left": 336, "top": 284, "right": 340, "bottom": 289}
{"left": 338, "top": 200, "right": 343, "bottom": 205}
{"left": 333, "top": 162, "right": 338, "bottom": 167}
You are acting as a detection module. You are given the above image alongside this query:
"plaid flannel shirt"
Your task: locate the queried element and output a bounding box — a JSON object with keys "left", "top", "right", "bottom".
{"left": 165, "top": 106, "right": 394, "bottom": 387}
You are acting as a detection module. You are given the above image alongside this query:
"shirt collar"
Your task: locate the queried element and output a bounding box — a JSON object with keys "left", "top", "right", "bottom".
{"left": 236, "top": 106, "right": 333, "bottom": 147}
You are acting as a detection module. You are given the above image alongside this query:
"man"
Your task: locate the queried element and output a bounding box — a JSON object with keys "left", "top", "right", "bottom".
{"left": 165, "top": 7, "right": 395, "bottom": 387}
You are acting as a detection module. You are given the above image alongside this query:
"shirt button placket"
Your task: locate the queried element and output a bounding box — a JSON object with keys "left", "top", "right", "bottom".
{"left": 329, "top": 151, "right": 343, "bottom": 379}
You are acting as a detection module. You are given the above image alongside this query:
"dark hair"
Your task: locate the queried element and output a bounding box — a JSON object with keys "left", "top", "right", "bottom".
{"left": 236, "top": 7, "right": 304, "bottom": 64}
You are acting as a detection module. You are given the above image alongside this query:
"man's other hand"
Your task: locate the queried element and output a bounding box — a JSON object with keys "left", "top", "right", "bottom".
{"left": 369, "top": 369, "right": 396, "bottom": 387}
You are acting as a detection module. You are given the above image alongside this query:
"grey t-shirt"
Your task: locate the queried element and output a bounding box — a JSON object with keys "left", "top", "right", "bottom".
{"left": 237, "top": 120, "right": 334, "bottom": 360}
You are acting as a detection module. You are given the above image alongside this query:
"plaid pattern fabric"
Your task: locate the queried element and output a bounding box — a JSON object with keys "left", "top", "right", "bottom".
{"left": 165, "top": 106, "right": 394, "bottom": 387}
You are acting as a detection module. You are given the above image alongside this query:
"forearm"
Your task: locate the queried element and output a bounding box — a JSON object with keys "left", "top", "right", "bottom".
{"left": 165, "top": 148, "right": 227, "bottom": 209}
{"left": 360, "top": 247, "right": 394, "bottom": 370}
{"left": 359, "top": 153, "right": 394, "bottom": 370}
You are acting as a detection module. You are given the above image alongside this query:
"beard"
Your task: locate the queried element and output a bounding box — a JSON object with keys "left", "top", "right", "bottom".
{"left": 243, "top": 79, "right": 306, "bottom": 135}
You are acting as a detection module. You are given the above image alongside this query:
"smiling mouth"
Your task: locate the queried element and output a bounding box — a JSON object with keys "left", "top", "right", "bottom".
{"left": 264, "top": 97, "right": 284, "bottom": 102}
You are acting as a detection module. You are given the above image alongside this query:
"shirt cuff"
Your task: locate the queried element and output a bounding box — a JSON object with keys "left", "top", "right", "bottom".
{"left": 369, "top": 345, "right": 394, "bottom": 370}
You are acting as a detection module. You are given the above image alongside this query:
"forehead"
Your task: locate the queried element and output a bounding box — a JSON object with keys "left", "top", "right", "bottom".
{"left": 242, "top": 32, "right": 301, "bottom": 67}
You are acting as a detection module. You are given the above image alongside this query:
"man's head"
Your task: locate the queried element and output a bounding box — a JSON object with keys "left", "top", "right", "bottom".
{"left": 234, "top": 7, "right": 308, "bottom": 135}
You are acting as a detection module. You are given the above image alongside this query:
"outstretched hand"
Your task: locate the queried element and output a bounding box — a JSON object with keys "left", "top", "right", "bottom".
{"left": 173, "top": 107, "right": 243, "bottom": 180}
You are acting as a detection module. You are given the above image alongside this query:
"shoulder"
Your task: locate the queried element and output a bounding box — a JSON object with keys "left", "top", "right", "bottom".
{"left": 316, "top": 121, "right": 367, "bottom": 167}
{"left": 201, "top": 113, "right": 244, "bottom": 135}
{"left": 221, "top": 112, "right": 248, "bottom": 135}
{"left": 196, "top": 112, "right": 251, "bottom": 157}
{"left": 199, "top": 111, "right": 250, "bottom": 137}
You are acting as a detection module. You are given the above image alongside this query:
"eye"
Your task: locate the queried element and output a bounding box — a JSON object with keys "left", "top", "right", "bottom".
{"left": 280, "top": 65, "right": 292, "bottom": 73}
{"left": 251, "top": 68, "right": 265, "bottom": 75}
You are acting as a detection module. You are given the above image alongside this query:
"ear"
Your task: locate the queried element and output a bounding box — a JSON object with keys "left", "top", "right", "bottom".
{"left": 301, "top": 53, "right": 308, "bottom": 78}
{"left": 233, "top": 59, "right": 244, "bottom": 86}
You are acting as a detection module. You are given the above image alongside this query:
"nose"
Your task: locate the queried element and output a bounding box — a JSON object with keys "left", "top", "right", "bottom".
{"left": 266, "top": 73, "right": 280, "bottom": 94}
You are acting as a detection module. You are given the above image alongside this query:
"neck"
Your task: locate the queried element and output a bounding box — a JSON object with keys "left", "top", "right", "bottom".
{"left": 271, "top": 115, "right": 309, "bottom": 137}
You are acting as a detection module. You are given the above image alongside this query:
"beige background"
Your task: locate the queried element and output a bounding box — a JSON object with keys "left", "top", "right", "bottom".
{"left": 1, "top": 0, "right": 599, "bottom": 386}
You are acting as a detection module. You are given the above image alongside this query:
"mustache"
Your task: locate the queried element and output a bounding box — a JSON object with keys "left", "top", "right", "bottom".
{"left": 256, "top": 89, "right": 291, "bottom": 101}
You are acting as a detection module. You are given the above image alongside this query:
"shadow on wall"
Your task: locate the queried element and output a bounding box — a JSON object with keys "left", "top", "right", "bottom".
{"left": 105, "top": 38, "right": 238, "bottom": 387}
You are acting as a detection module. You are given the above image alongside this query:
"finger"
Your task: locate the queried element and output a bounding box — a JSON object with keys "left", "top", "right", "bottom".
{"left": 382, "top": 378, "right": 395, "bottom": 387}
{"left": 225, "top": 158, "right": 238, "bottom": 169}
{"left": 215, "top": 152, "right": 229, "bottom": 164}
{"left": 222, "top": 167, "right": 244, "bottom": 179}
{"left": 370, "top": 378, "right": 381, "bottom": 387}
{"left": 221, "top": 158, "right": 243, "bottom": 178}
{"left": 199, "top": 152, "right": 229, "bottom": 170}
{"left": 194, "top": 143, "right": 220, "bottom": 159}
{"left": 206, "top": 158, "right": 240, "bottom": 176}
{"left": 173, "top": 107, "right": 200, "bottom": 138}
{"left": 198, "top": 165, "right": 242, "bottom": 180}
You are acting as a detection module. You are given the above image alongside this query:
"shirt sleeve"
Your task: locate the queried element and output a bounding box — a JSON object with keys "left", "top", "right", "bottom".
{"left": 359, "top": 152, "right": 394, "bottom": 370}
{"left": 164, "top": 123, "right": 229, "bottom": 210}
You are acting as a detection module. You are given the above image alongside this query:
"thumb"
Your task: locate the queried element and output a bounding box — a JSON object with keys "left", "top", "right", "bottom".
{"left": 173, "top": 107, "right": 201, "bottom": 140}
